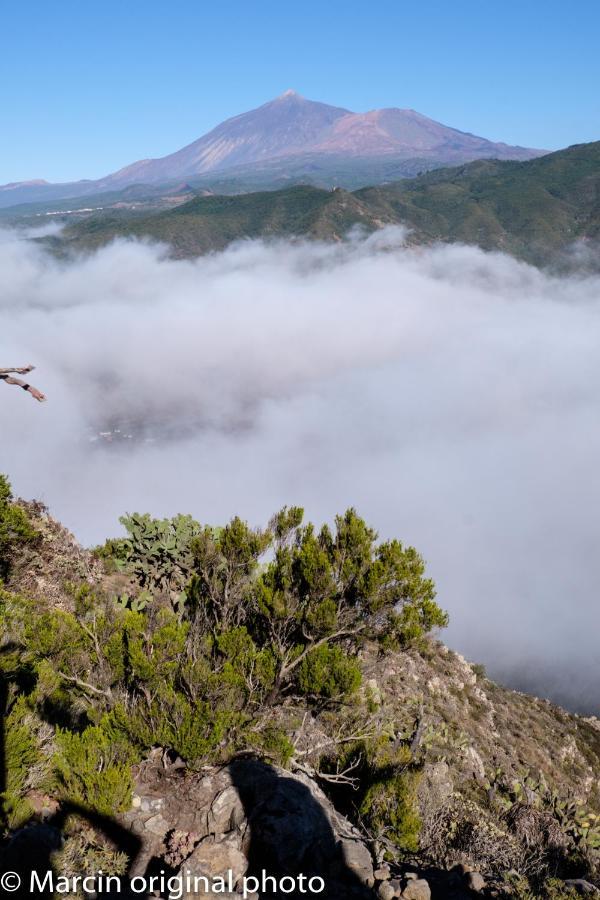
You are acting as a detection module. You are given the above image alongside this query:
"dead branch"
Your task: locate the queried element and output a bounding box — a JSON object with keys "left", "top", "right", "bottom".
{"left": 1, "top": 365, "right": 47, "bottom": 402}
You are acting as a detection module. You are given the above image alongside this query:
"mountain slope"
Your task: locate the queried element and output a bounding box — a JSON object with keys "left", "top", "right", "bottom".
{"left": 52, "top": 142, "right": 600, "bottom": 266}
{"left": 52, "top": 185, "right": 388, "bottom": 257}
{"left": 0, "top": 91, "right": 544, "bottom": 207}
{"left": 99, "top": 92, "right": 542, "bottom": 188}
{"left": 357, "top": 140, "right": 600, "bottom": 264}
{"left": 99, "top": 90, "right": 352, "bottom": 187}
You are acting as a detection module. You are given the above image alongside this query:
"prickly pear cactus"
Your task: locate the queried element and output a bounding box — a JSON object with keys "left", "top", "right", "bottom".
{"left": 118, "top": 512, "right": 202, "bottom": 606}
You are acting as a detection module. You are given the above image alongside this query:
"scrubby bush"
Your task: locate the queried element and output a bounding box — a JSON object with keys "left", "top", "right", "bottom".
{"left": 1, "top": 497, "right": 448, "bottom": 826}
{"left": 358, "top": 738, "right": 423, "bottom": 854}
{"left": 53, "top": 726, "right": 135, "bottom": 815}
{"left": 0, "top": 474, "right": 38, "bottom": 581}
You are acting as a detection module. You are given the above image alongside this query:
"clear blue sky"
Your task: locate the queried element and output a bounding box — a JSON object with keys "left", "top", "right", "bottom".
{"left": 2, "top": 0, "right": 599, "bottom": 183}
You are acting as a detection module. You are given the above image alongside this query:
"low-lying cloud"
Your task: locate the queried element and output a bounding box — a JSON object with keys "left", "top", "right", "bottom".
{"left": 1, "top": 227, "right": 599, "bottom": 712}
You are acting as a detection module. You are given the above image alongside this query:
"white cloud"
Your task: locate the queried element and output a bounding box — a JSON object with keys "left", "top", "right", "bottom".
{"left": 1, "top": 227, "right": 599, "bottom": 711}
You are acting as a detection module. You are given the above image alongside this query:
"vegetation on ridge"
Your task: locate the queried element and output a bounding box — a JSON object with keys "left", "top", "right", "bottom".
{"left": 1, "top": 473, "right": 600, "bottom": 895}
{"left": 40, "top": 141, "right": 600, "bottom": 268}
{"left": 1, "top": 474, "right": 445, "bottom": 818}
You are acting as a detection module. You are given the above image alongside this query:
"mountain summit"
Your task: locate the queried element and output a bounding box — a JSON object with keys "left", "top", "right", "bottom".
{"left": 99, "top": 91, "right": 352, "bottom": 187}
{"left": 99, "top": 91, "right": 542, "bottom": 188}
{"left": 0, "top": 92, "right": 545, "bottom": 207}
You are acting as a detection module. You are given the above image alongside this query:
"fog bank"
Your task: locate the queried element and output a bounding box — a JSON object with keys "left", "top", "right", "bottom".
{"left": 1, "top": 227, "right": 599, "bottom": 713}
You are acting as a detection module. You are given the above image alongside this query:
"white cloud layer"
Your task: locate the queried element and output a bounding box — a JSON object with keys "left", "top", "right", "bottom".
{"left": 1, "top": 227, "right": 599, "bottom": 712}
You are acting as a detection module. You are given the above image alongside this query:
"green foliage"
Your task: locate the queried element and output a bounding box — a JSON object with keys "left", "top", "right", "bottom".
{"left": 485, "top": 766, "right": 600, "bottom": 864}
{"left": 0, "top": 474, "right": 38, "bottom": 581}
{"left": 1, "top": 696, "right": 45, "bottom": 829}
{"left": 0, "top": 499, "right": 448, "bottom": 827}
{"left": 499, "top": 874, "right": 582, "bottom": 900}
{"left": 115, "top": 512, "right": 203, "bottom": 606}
{"left": 115, "top": 592, "right": 149, "bottom": 612}
{"left": 358, "top": 739, "right": 423, "bottom": 854}
{"left": 297, "top": 644, "right": 362, "bottom": 699}
{"left": 54, "top": 142, "right": 600, "bottom": 270}
{"left": 53, "top": 725, "right": 135, "bottom": 814}
{"left": 243, "top": 726, "right": 295, "bottom": 767}
{"left": 250, "top": 508, "right": 446, "bottom": 698}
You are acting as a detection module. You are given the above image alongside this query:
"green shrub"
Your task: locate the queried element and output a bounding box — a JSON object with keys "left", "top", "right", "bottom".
{"left": 244, "top": 726, "right": 295, "bottom": 766}
{"left": 53, "top": 725, "right": 135, "bottom": 814}
{"left": 1, "top": 696, "right": 47, "bottom": 830}
{"left": 297, "top": 644, "right": 362, "bottom": 699}
{"left": 359, "top": 740, "right": 423, "bottom": 854}
{"left": 361, "top": 765, "right": 423, "bottom": 853}
{"left": 0, "top": 474, "right": 38, "bottom": 581}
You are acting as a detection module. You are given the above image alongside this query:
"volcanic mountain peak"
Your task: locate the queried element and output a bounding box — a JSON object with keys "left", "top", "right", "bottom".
{"left": 0, "top": 92, "right": 545, "bottom": 207}
{"left": 98, "top": 93, "right": 542, "bottom": 188}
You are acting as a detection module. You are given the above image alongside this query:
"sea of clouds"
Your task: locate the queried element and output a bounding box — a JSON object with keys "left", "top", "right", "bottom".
{"left": 1, "top": 226, "right": 599, "bottom": 712}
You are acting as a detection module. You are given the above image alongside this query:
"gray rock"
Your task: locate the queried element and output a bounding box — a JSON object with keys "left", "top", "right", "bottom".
{"left": 390, "top": 879, "right": 403, "bottom": 898}
{"left": 184, "top": 833, "right": 247, "bottom": 887}
{"left": 207, "top": 785, "right": 245, "bottom": 834}
{"left": 340, "top": 838, "right": 375, "bottom": 887}
{"left": 375, "top": 864, "right": 392, "bottom": 880}
{"left": 402, "top": 878, "right": 431, "bottom": 900}
{"left": 144, "top": 813, "right": 169, "bottom": 837}
{"left": 124, "top": 758, "right": 377, "bottom": 896}
{"left": 564, "top": 881, "right": 600, "bottom": 896}
{"left": 379, "top": 883, "right": 396, "bottom": 900}
{"left": 466, "top": 872, "right": 486, "bottom": 892}
{"left": 453, "top": 863, "right": 473, "bottom": 876}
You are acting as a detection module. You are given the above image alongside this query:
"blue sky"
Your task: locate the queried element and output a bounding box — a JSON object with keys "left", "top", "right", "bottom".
{"left": 2, "top": 0, "right": 599, "bottom": 183}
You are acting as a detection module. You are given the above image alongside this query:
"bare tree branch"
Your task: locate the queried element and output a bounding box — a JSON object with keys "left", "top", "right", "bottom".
{"left": 1, "top": 365, "right": 47, "bottom": 402}
{"left": 59, "top": 673, "right": 112, "bottom": 700}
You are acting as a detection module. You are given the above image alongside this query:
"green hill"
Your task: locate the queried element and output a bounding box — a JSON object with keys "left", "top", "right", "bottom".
{"left": 51, "top": 184, "right": 385, "bottom": 257}
{"left": 50, "top": 142, "right": 600, "bottom": 266}
{"left": 358, "top": 141, "right": 600, "bottom": 266}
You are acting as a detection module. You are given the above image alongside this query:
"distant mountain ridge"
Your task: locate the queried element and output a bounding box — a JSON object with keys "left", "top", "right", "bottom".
{"left": 48, "top": 141, "right": 600, "bottom": 269}
{"left": 0, "top": 91, "right": 545, "bottom": 208}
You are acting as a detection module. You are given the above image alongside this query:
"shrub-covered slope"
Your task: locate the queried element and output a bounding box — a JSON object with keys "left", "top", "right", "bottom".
{"left": 1, "top": 474, "right": 599, "bottom": 898}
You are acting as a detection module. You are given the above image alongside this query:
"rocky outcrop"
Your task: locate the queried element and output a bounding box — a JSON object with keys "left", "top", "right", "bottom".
{"left": 121, "top": 756, "right": 376, "bottom": 898}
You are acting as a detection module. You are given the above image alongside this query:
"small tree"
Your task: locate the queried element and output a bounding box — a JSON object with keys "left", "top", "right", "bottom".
{"left": 188, "top": 506, "right": 448, "bottom": 703}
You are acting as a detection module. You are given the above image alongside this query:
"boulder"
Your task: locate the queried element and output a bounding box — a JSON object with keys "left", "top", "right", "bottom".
{"left": 465, "top": 872, "right": 486, "bottom": 892}
{"left": 123, "top": 758, "right": 376, "bottom": 899}
{"left": 340, "top": 838, "right": 376, "bottom": 886}
{"left": 563, "top": 881, "right": 600, "bottom": 896}
{"left": 144, "top": 813, "right": 169, "bottom": 837}
{"left": 375, "top": 864, "right": 392, "bottom": 881}
{"left": 183, "top": 833, "right": 247, "bottom": 887}
{"left": 402, "top": 878, "right": 431, "bottom": 900}
{"left": 206, "top": 785, "right": 245, "bottom": 834}
{"left": 379, "top": 883, "right": 396, "bottom": 900}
